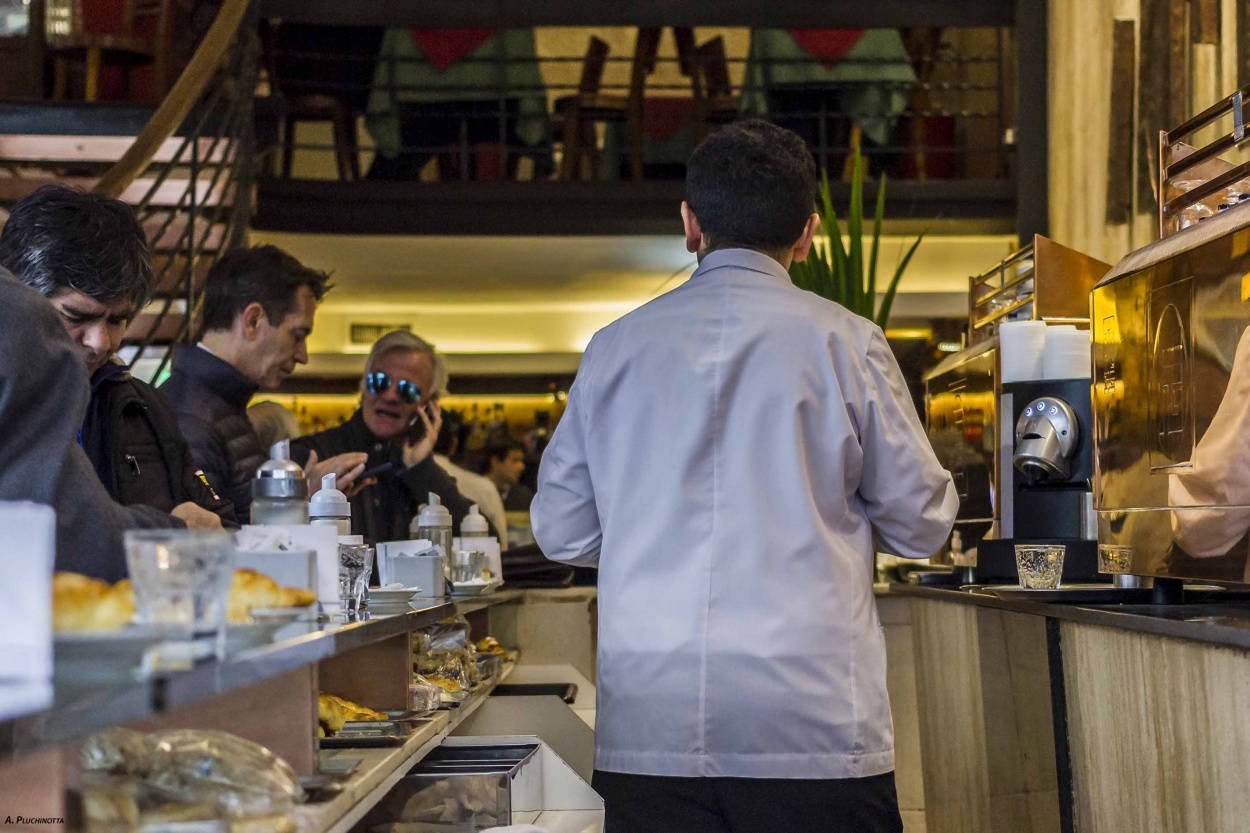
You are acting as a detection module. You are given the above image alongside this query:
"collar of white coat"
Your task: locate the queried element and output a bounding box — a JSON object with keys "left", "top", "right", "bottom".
{"left": 690, "top": 247, "right": 792, "bottom": 284}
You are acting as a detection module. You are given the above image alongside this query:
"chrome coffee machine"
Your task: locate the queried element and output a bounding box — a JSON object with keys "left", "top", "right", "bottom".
{"left": 976, "top": 378, "right": 1102, "bottom": 583}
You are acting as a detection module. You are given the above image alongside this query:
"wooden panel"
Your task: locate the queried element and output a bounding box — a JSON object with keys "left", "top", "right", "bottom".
{"left": 131, "top": 666, "right": 318, "bottom": 776}
{"left": 1062, "top": 622, "right": 1250, "bottom": 832}
{"left": 911, "top": 598, "right": 992, "bottom": 833}
{"left": 1192, "top": 0, "right": 1220, "bottom": 44}
{"left": 0, "top": 746, "right": 66, "bottom": 827}
{"left": 1106, "top": 20, "right": 1136, "bottom": 225}
{"left": 879, "top": 595, "right": 927, "bottom": 827}
{"left": 318, "top": 633, "right": 412, "bottom": 713}
{"left": 1168, "top": 0, "right": 1191, "bottom": 126}
{"left": 910, "top": 599, "right": 1060, "bottom": 833}
{"left": 1140, "top": 0, "right": 1172, "bottom": 218}
{"left": 1240, "top": 0, "right": 1250, "bottom": 88}
{"left": 0, "top": 136, "right": 234, "bottom": 164}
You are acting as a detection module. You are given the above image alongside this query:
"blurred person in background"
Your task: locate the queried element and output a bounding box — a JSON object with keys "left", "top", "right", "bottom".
{"left": 292, "top": 330, "right": 488, "bottom": 545}
{"left": 248, "top": 400, "right": 302, "bottom": 449}
{"left": 161, "top": 246, "right": 367, "bottom": 520}
{"left": 432, "top": 405, "right": 509, "bottom": 548}
{"left": 0, "top": 185, "right": 230, "bottom": 529}
{"left": 486, "top": 438, "right": 534, "bottom": 512}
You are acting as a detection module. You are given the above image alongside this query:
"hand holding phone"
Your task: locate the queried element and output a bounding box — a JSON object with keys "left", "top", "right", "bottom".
{"left": 401, "top": 401, "right": 442, "bottom": 469}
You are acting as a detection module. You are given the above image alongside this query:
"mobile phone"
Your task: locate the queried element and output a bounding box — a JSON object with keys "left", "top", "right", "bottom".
{"left": 359, "top": 461, "right": 395, "bottom": 481}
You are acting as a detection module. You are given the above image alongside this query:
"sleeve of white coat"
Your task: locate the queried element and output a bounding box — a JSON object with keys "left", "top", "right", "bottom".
{"left": 531, "top": 371, "right": 603, "bottom": 568}
{"left": 856, "top": 329, "right": 958, "bottom": 559}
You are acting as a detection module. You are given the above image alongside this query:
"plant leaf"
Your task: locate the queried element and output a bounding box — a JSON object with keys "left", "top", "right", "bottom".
{"left": 847, "top": 148, "right": 865, "bottom": 318}
{"left": 868, "top": 172, "right": 886, "bottom": 318}
{"left": 876, "top": 227, "right": 928, "bottom": 329}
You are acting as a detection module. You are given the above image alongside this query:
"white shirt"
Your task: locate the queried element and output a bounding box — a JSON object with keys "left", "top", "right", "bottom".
{"left": 533, "top": 249, "right": 956, "bottom": 779}
{"left": 434, "top": 453, "right": 509, "bottom": 549}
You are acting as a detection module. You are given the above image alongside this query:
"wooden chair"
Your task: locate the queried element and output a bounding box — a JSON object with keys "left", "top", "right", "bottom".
{"left": 690, "top": 35, "right": 740, "bottom": 143}
{"left": 265, "top": 22, "right": 383, "bottom": 181}
{"left": 552, "top": 36, "right": 622, "bottom": 181}
{"left": 46, "top": 0, "right": 172, "bottom": 102}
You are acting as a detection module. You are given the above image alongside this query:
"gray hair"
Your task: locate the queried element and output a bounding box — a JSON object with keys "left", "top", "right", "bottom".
{"left": 364, "top": 330, "right": 446, "bottom": 395}
{"left": 247, "top": 400, "right": 301, "bottom": 448}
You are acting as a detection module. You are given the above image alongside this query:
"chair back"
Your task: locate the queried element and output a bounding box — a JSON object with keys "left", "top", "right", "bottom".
{"left": 699, "top": 36, "right": 732, "bottom": 100}
{"left": 577, "top": 36, "right": 610, "bottom": 96}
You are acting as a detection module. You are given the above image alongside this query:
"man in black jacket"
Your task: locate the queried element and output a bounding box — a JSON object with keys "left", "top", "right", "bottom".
{"left": 161, "top": 245, "right": 366, "bottom": 520}
{"left": 293, "top": 330, "right": 482, "bottom": 545}
{"left": 0, "top": 185, "right": 229, "bottom": 529}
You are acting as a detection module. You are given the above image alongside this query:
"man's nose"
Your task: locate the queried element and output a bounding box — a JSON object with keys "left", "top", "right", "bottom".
{"left": 293, "top": 341, "right": 309, "bottom": 365}
{"left": 81, "top": 323, "right": 110, "bottom": 355}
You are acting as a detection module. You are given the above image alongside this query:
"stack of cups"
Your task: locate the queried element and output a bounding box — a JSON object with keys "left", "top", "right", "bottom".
{"left": 999, "top": 320, "right": 1048, "bottom": 383}
{"left": 1042, "top": 325, "right": 1092, "bottom": 380}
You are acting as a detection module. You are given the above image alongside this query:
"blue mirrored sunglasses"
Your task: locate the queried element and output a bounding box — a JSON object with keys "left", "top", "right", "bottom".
{"left": 365, "top": 371, "right": 422, "bottom": 404}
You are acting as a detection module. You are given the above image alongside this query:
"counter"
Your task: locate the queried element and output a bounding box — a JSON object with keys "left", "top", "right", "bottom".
{"left": 890, "top": 582, "right": 1250, "bottom": 833}
{"left": 0, "top": 589, "right": 600, "bottom": 831}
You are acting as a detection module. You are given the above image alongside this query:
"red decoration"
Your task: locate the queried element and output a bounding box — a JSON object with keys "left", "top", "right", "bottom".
{"left": 786, "top": 29, "right": 867, "bottom": 70}
{"left": 409, "top": 28, "right": 497, "bottom": 72}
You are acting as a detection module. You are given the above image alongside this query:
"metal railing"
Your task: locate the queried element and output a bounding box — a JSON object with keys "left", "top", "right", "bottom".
{"left": 262, "top": 26, "right": 1013, "bottom": 184}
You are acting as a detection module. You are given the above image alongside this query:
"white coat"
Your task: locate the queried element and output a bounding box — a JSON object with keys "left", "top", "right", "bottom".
{"left": 532, "top": 248, "right": 957, "bottom": 778}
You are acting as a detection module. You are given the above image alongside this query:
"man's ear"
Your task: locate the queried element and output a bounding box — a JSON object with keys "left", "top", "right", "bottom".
{"left": 239, "top": 302, "right": 267, "bottom": 340}
{"left": 790, "top": 213, "right": 823, "bottom": 263}
{"left": 681, "top": 201, "right": 703, "bottom": 255}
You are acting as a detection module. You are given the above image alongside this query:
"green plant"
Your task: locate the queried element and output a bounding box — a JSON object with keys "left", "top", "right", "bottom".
{"left": 788, "top": 148, "right": 927, "bottom": 329}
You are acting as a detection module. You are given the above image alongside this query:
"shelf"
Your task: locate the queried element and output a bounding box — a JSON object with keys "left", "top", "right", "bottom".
{"left": 298, "top": 662, "right": 518, "bottom": 833}
{"left": 7, "top": 592, "right": 524, "bottom": 760}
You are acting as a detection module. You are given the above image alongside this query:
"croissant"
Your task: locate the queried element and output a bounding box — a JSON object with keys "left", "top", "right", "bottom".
{"left": 52, "top": 572, "right": 136, "bottom": 633}
{"left": 227, "top": 569, "right": 317, "bottom": 623}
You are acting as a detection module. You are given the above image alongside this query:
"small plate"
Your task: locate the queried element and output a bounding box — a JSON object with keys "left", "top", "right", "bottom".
{"left": 448, "top": 579, "right": 504, "bottom": 598}
{"left": 249, "top": 604, "right": 316, "bottom": 622}
{"left": 55, "top": 624, "right": 187, "bottom": 661}
{"left": 368, "top": 588, "right": 421, "bottom": 604}
{"left": 225, "top": 620, "right": 288, "bottom": 652}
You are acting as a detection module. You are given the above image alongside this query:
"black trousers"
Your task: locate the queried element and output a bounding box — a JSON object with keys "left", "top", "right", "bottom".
{"left": 592, "top": 769, "right": 904, "bottom": 833}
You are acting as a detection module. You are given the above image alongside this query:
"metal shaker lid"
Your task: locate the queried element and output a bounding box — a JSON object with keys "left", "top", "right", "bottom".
{"left": 253, "top": 440, "right": 309, "bottom": 499}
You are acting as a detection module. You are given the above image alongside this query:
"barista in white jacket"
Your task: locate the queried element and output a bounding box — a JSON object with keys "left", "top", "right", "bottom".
{"left": 532, "top": 121, "right": 957, "bottom": 833}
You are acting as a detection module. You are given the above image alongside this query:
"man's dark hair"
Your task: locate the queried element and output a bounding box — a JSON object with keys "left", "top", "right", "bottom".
{"left": 0, "top": 184, "right": 154, "bottom": 310}
{"left": 486, "top": 438, "right": 525, "bottom": 463}
{"left": 684, "top": 120, "right": 817, "bottom": 255}
{"left": 200, "top": 245, "right": 331, "bottom": 332}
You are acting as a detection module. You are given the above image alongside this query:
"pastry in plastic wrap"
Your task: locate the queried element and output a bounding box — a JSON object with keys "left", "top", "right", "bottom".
{"left": 52, "top": 572, "right": 136, "bottom": 632}
{"left": 475, "top": 636, "right": 507, "bottom": 656}
{"left": 226, "top": 569, "right": 317, "bottom": 623}
{"left": 81, "top": 728, "right": 156, "bottom": 774}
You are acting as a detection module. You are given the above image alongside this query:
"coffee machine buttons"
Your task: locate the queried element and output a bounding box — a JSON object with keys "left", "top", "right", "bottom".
{"left": 1014, "top": 397, "right": 1080, "bottom": 483}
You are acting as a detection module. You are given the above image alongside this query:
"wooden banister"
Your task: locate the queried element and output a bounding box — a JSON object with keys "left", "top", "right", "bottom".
{"left": 93, "top": 0, "right": 250, "bottom": 198}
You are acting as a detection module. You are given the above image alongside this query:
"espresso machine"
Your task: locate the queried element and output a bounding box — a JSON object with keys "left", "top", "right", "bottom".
{"left": 925, "top": 237, "right": 1111, "bottom": 584}
{"left": 976, "top": 377, "right": 1101, "bottom": 583}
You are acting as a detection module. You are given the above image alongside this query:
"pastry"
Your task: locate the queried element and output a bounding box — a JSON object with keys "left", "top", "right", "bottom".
{"left": 53, "top": 572, "right": 136, "bottom": 632}
{"left": 322, "top": 693, "right": 386, "bottom": 723}
{"left": 424, "top": 675, "right": 464, "bottom": 695}
{"left": 227, "top": 569, "right": 317, "bottom": 623}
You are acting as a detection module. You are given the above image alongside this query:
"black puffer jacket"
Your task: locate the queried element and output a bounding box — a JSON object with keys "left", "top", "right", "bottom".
{"left": 160, "top": 343, "right": 265, "bottom": 521}
{"left": 292, "top": 410, "right": 484, "bottom": 549}
{"left": 84, "top": 360, "right": 236, "bottom": 525}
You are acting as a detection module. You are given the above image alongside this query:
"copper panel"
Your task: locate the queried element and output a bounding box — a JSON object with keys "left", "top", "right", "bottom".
{"left": 1031, "top": 235, "right": 1112, "bottom": 324}
{"left": 1094, "top": 215, "right": 1250, "bottom": 583}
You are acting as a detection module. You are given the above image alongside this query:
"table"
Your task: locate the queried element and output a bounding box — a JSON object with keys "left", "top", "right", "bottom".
{"left": 365, "top": 27, "right": 551, "bottom": 179}
{"left": 739, "top": 29, "right": 917, "bottom": 149}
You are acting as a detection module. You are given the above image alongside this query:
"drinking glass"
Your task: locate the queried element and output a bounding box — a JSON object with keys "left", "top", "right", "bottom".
{"left": 1014, "top": 544, "right": 1065, "bottom": 589}
{"left": 125, "top": 530, "right": 234, "bottom": 634}
{"left": 339, "top": 544, "right": 374, "bottom": 612}
{"left": 1097, "top": 544, "right": 1133, "bottom": 575}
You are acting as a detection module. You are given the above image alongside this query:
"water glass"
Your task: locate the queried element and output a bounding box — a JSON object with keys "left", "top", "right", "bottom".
{"left": 1098, "top": 544, "right": 1133, "bottom": 575}
{"left": 339, "top": 544, "right": 374, "bottom": 612}
{"left": 125, "top": 530, "right": 235, "bottom": 633}
{"left": 449, "top": 550, "right": 485, "bottom": 583}
{"left": 1014, "top": 544, "right": 1066, "bottom": 589}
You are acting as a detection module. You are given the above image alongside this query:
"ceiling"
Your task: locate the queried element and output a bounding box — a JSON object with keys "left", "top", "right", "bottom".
{"left": 252, "top": 231, "right": 1016, "bottom": 377}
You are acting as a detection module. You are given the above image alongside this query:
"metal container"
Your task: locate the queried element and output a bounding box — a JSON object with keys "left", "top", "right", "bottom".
{"left": 356, "top": 741, "right": 540, "bottom": 830}
{"left": 1093, "top": 201, "right": 1250, "bottom": 584}
{"left": 924, "top": 338, "right": 999, "bottom": 561}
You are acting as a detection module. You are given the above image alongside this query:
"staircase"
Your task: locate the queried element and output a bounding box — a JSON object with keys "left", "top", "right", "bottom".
{"left": 0, "top": 0, "right": 257, "bottom": 379}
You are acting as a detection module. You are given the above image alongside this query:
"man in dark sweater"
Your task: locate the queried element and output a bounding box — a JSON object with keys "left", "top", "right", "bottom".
{"left": 161, "top": 246, "right": 367, "bottom": 521}
{"left": 292, "top": 330, "right": 482, "bottom": 545}
{"left": 0, "top": 185, "right": 229, "bottom": 530}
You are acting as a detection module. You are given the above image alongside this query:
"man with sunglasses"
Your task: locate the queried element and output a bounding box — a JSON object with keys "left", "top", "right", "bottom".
{"left": 162, "top": 245, "right": 368, "bottom": 521}
{"left": 292, "top": 330, "right": 483, "bottom": 551}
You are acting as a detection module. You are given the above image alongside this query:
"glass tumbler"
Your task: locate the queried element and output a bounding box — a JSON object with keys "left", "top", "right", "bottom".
{"left": 124, "top": 530, "right": 235, "bottom": 633}
{"left": 1097, "top": 544, "right": 1133, "bottom": 575}
{"left": 338, "top": 544, "right": 374, "bottom": 612}
{"left": 1014, "top": 544, "right": 1066, "bottom": 589}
